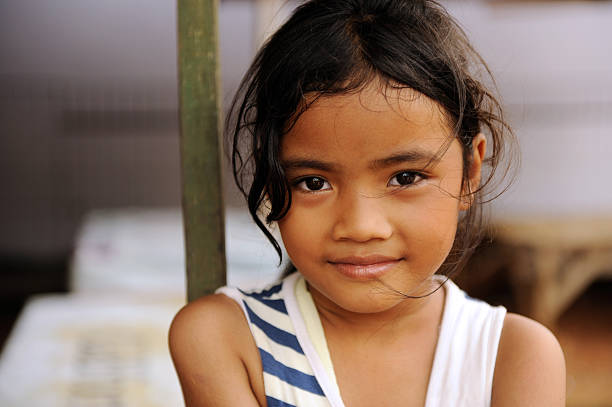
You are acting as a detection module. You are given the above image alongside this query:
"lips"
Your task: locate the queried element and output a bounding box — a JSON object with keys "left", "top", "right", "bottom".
{"left": 328, "top": 255, "right": 402, "bottom": 280}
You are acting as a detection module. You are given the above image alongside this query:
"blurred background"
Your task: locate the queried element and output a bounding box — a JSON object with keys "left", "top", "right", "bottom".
{"left": 0, "top": 0, "right": 610, "bottom": 405}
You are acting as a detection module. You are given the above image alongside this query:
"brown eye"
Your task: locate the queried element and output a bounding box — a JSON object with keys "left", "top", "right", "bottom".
{"left": 306, "top": 177, "right": 325, "bottom": 190}
{"left": 295, "top": 176, "right": 330, "bottom": 192}
{"left": 389, "top": 171, "right": 424, "bottom": 187}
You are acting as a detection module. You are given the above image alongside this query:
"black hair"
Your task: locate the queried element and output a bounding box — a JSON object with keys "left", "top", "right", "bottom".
{"left": 228, "top": 0, "right": 516, "bottom": 280}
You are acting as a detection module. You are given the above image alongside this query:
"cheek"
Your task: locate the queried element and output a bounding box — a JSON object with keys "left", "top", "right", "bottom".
{"left": 278, "top": 208, "right": 323, "bottom": 262}
{"left": 395, "top": 197, "right": 459, "bottom": 260}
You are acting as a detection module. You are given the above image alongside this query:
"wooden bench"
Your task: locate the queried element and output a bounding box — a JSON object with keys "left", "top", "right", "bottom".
{"left": 476, "top": 217, "right": 612, "bottom": 327}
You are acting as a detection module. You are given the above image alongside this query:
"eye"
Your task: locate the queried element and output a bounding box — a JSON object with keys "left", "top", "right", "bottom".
{"left": 294, "top": 176, "right": 331, "bottom": 192}
{"left": 388, "top": 171, "right": 424, "bottom": 187}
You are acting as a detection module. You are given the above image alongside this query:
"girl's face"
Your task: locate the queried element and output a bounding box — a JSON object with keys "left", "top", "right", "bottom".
{"left": 278, "top": 82, "right": 484, "bottom": 315}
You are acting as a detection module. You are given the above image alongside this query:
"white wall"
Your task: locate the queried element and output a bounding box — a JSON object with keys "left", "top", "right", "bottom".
{"left": 445, "top": 0, "right": 612, "bottom": 218}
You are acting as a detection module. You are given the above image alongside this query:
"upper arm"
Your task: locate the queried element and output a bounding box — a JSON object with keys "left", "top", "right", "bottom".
{"left": 491, "top": 313, "right": 566, "bottom": 407}
{"left": 169, "top": 294, "right": 264, "bottom": 407}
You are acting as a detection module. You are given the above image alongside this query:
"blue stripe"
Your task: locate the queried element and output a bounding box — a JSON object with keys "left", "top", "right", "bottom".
{"left": 242, "top": 282, "right": 283, "bottom": 299}
{"left": 240, "top": 284, "right": 288, "bottom": 313}
{"left": 260, "top": 348, "right": 324, "bottom": 396}
{"left": 243, "top": 301, "right": 303, "bottom": 354}
{"left": 266, "top": 396, "right": 297, "bottom": 407}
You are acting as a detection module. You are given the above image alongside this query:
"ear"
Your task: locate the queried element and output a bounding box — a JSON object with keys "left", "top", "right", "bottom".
{"left": 460, "top": 133, "right": 486, "bottom": 211}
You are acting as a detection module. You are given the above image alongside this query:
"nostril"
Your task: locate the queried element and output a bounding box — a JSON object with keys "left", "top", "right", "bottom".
{"left": 331, "top": 213, "right": 393, "bottom": 242}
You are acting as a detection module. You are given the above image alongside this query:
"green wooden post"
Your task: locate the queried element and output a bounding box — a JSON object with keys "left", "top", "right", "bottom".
{"left": 177, "top": 0, "right": 226, "bottom": 301}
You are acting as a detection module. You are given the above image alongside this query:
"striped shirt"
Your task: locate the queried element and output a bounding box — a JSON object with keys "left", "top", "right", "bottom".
{"left": 217, "top": 272, "right": 506, "bottom": 407}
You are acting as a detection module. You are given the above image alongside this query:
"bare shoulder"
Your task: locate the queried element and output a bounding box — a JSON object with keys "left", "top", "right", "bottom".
{"left": 169, "top": 294, "right": 264, "bottom": 407}
{"left": 491, "top": 312, "right": 566, "bottom": 407}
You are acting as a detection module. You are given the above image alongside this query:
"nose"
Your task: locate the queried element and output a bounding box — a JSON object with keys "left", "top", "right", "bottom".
{"left": 331, "top": 192, "right": 393, "bottom": 242}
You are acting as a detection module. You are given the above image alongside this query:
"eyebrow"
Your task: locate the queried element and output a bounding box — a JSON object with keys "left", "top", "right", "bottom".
{"left": 369, "top": 150, "right": 441, "bottom": 169}
{"left": 281, "top": 149, "right": 441, "bottom": 172}
{"left": 281, "top": 158, "right": 337, "bottom": 172}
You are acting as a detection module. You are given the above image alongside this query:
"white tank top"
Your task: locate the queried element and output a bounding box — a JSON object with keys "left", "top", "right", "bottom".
{"left": 217, "top": 272, "right": 506, "bottom": 407}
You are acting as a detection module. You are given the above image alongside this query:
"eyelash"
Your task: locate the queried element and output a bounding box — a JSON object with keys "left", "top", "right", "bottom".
{"left": 292, "top": 176, "right": 331, "bottom": 192}
{"left": 292, "top": 171, "right": 426, "bottom": 193}
{"left": 388, "top": 171, "right": 426, "bottom": 188}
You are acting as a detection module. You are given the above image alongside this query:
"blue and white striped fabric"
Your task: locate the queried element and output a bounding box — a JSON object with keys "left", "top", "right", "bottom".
{"left": 217, "top": 273, "right": 344, "bottom": 407}
{"left": 217, "top": 272, "right": 507, "bottom": 407}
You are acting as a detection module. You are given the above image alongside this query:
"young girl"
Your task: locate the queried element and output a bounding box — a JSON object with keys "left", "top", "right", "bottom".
{"left": 169, "top": 1, "right": 566, "bottom": 406}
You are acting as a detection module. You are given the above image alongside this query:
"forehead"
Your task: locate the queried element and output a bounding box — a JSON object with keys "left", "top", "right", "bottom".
{"left": 281, "top": 84, "right": 454, "bottom": 161}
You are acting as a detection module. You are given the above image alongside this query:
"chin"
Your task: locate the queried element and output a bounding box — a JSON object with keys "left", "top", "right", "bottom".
{"left": 324, "top": 287, "right": 408, "bottom": 314}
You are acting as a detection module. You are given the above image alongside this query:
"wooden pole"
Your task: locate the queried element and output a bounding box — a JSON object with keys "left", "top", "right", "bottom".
{"left": 177, "top": 0, "right": 226, "bottom": 301}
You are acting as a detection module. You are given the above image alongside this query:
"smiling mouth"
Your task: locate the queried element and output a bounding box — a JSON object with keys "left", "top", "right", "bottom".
{"left": 328, "top": 256, "right": 402, "bottom": 280}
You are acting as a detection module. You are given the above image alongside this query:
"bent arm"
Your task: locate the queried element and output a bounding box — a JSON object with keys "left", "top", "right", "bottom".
{"left": 169, "top": 294, "right": 265, "bottom": 407}
{"left": 491, "top": 313, "right": 566, "bottom": 406}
